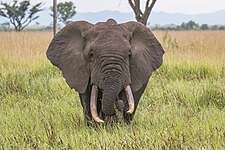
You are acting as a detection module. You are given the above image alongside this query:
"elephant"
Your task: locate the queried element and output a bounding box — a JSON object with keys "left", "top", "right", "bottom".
{"left": 46, "top": 19, "right": 164, "bottom": 124}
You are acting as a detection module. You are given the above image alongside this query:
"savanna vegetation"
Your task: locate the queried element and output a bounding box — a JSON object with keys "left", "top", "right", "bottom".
{"left": 0, "top": 31, "right": 224, "bottom": 149}
{"left": 151, "top": 20, "right": 225, "bottom": 31}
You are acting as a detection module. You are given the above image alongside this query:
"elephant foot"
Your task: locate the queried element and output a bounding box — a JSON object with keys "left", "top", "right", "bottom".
{"left": 85, "top": 98, "right": 133, "bottom": 125}
{"left": 123, "top": 109, "right": 134, "bottom": 124}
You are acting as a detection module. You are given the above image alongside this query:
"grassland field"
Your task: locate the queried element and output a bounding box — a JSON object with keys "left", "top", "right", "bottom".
{"left": 0, "top": 31, "right": 225, "bottom": 149}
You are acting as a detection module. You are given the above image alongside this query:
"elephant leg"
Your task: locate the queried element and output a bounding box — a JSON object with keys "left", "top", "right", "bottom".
{"left": 79, "top": 93, "right": 92, "bottom": 124}
{"left": 79, "top": 84, "right": 92, "bottom": 125}
{"left": 123, "top": 81, "right": 149, "bottom": 123}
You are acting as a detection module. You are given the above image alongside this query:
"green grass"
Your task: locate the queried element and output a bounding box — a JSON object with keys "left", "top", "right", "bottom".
{"left": 0, "top": 31, "right": 225, "bottom": 149}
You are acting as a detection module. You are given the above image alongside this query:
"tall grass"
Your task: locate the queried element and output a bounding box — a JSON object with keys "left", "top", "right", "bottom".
{"left": 0, "top": 31, "right": 225, "bottom": 149}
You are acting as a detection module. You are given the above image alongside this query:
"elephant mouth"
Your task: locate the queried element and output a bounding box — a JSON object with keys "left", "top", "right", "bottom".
{"left": 90, "top": 85, "right": 134, "bottom": 123}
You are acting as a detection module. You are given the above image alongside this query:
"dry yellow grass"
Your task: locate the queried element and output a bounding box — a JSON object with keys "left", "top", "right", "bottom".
{"left": 0, "top": 31, "right": 224, "bottom": 65}
{"left": 0, "top": 32, "right": 52, "bottom": 61}
{"left": 155, "top": 31, "right": 225, "bottom": 65}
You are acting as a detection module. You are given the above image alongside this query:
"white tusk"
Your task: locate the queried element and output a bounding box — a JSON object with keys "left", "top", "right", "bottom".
{"left": 90, "top": 85, "right": 104, "bottom": 123}
{"left": 125, "top": 85, "right": 134, "bottom": 114}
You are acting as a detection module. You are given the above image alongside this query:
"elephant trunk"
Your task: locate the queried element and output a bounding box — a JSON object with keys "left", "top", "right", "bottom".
{"left": 101, "top": 76, "right": 122, "bottom": 116}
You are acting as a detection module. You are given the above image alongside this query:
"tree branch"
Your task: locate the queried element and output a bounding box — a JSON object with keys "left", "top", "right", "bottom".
{"left": 142, "top": 0, "right": 157, "bottom": 25}
{"left": 128, "top": 0, "right": 144, "bottom": 21}
{"left": 128, "top": 0, "right": 135, "bottom": 11}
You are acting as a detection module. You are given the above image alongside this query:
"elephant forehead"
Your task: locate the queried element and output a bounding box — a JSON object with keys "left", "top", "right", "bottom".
{"left": 95, "top": 34, "right": 130, "bottom": 50}
{"left": 83, "top": 23, "right": 131, "bottom": 43}
{"left": 85, "top": 25, "right": 131, "bottom": 51}
{"left": 89, "top": 24, "right": 128, "bottom": 36}
{"left": 96, "top": 28, "right": 129, "bottom": 43}
{"left": 94, "top": 40, "right": 131, "bottom": 55}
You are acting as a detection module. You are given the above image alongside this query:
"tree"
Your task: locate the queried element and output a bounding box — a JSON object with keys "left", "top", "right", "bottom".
{"left": 200, "top": 24, "right": 209, "bottom": 30}
{"left": 218, "top": 26, "right": 225, "bottom": 30}
{"left": 181, "top": 20, "right": 199, "bottom": 30}
{"left": 211, "top": 25, "right": 218, "bottom": 30}
{"left": 51, "top": 1, "right": 76, "bottom": 25}
{"left": 128, "top": 0, "right": 157, "bottom": 25}
{"left": 0, "top": 0, "right": 42, "bottom": 31}
{"left": 0, "top": 22, "right": 10, "bottom": 31}
{"left": 53, "top": 0, "right": 57, "bottom": 35}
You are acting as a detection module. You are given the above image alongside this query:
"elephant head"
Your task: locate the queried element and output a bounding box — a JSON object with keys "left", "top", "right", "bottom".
{"left": 46, "top": 19, "right": 164, "bottom": 123}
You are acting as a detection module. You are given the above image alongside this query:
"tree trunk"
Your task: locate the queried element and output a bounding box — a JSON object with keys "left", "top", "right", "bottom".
{"left": 128, "top": 0, "right": 157, "bottom": 26}
{"left": 53, "top": 0, "right": 57, "bottom": 35}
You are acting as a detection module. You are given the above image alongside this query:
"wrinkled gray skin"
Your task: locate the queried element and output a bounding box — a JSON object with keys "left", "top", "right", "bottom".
{"left": 46, "top": 19, "right": 164, "bottom": 124}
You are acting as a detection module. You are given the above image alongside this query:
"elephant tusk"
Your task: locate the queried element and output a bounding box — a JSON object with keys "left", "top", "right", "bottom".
{"left": 90, "top": 85, "right": 104, "bottom": 123}
{"left": 125, "top": 85, "right": 134, "bottom": 114}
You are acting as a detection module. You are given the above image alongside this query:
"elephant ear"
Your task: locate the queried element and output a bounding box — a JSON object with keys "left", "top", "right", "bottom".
{"left": 46, "top": 21, "right": 93, "bottom": 93}
{"left": 121, "top": 22, "right": 164, "bottom": 92}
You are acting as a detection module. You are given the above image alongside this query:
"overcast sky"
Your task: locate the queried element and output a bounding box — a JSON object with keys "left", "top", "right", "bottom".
{"left": 27, "top": 0, "right": 225, "bottom": 14}
{"left": 1, "top": 0, "right": 225, "bottom": 14}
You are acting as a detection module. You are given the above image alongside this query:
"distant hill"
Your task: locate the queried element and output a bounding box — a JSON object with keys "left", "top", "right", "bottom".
{"left": 1, "top": 10, "right": 225, "bottom": 26}
{"left": 150, "top": 10, "right": 225, "bottom": 25}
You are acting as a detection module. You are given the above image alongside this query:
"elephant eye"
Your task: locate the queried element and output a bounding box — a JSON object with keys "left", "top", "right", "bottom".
{"left": 89, "top": 50, "right": 95, "bottom": 61}
{"left": 128, "top": 50, "right": 132, "bottom": 57}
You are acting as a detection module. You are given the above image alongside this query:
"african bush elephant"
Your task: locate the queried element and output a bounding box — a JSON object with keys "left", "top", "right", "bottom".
{"left": 46, "top": 19, "right": 164, "bottom": 124}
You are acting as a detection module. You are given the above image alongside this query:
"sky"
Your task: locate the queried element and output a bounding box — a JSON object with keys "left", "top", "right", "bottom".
{"left": 31, "top": 0, "right": 225, "bottom": 14}
{"left": 1, "top": 0, "right": 225, "bottom": 14}
{"left": 1, "top": 0, "right": 225, "bottom": 25}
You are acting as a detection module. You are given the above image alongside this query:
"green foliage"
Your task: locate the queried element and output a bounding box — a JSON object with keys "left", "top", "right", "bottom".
{"left": 0, "top": 0, "right": 42, "bottom": 31}
{"left": 0, "top": 31, "right": 225, "bottom": 149}
{"left": 181, "top": 20, "right": 199, "bottom": 30}
{"left": 50, "top": 1, "right": 76, "bottom": 24}
{"left": 0, "top": 60, "right": 225, "bottom": 149}
{"left": 162, "top": 32, "right": 179, "bottom": 50}
{"left": 151, "top": 21, "right": 225, "bottom": 31}
{"left": 200, "top": 24, "right": 209, "bottom": 30}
